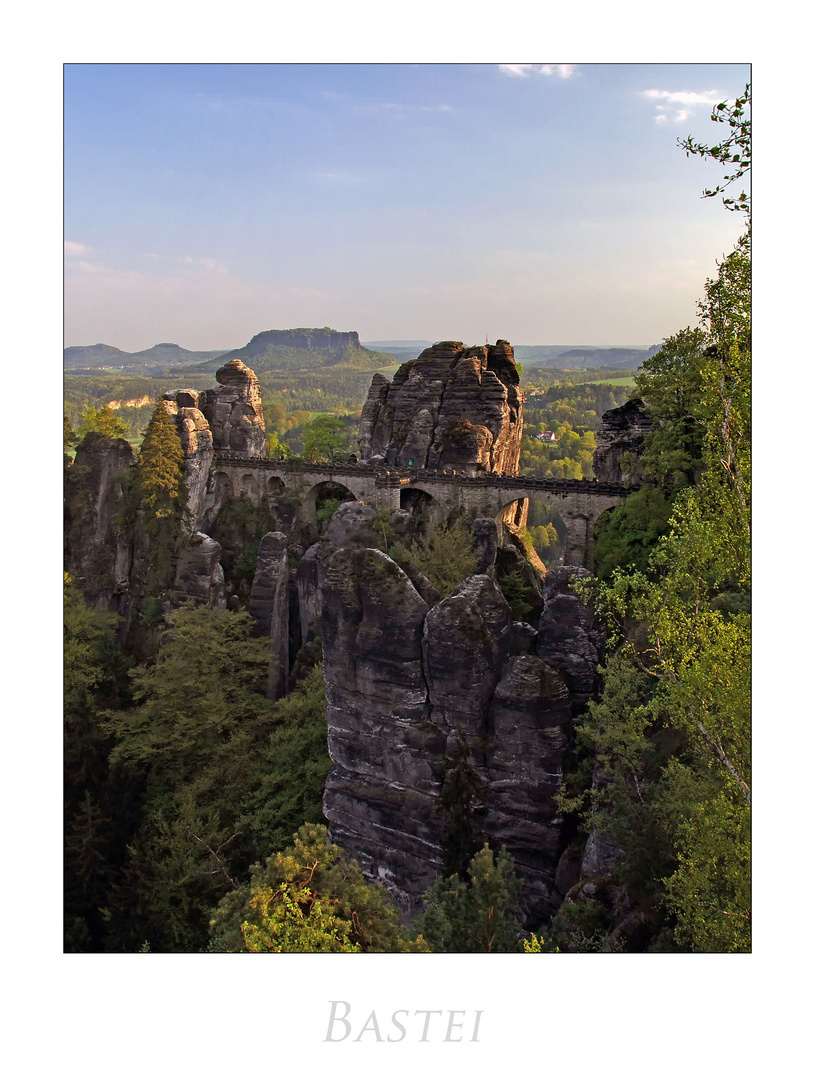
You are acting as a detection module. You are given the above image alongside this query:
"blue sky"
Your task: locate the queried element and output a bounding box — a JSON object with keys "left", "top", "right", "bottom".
{"left": 64, "top": 63, "right": 750, "bottom": 351}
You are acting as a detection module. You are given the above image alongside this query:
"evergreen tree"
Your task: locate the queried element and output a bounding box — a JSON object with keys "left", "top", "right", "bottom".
{"left": 136, "top": 402, "right": 186, "bottom": 519}
{"left": 414, "top": 843, "right": 523, "bottom": 953}
{"left": 102, "top": 609, "right": 333, "bottom": 951}
{"left": 77, "top": 404, "right": 129, "bottom": 441}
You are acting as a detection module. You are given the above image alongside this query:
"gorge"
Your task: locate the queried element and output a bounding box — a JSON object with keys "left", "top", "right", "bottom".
{"left": 64, "top": 338, "right": 652, "bottom": 938}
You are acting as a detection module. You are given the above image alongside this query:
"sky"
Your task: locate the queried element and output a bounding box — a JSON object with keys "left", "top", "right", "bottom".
{"left": 64, "top": 62, "right": 750, "bottom": 352}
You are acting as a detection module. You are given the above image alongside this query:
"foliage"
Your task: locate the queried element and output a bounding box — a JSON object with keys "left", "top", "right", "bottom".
{"left": 679, "top": 83, "right": 750, "bottom": 216}
{"left": 563, "top": 224, "right": 751, "bottom": 951}
{"left": 136, "top": 402, "right": 186, "bottom": 519}
{"left": 63, "top": 574, "right": 134, "bottom": 950}
{"left": 414, "top": 843, "right": 523, "bottom": 953}
{"left": 633, "top": 327, "right": 708, "bottom": 485}
{"left": 302, "top": 414, "right": 353, "bottom": 462}
{"left": 265, "top": 430, "right": 292, "bottom": 458}
{"left": 77, "top": 403, "right": 129, "bottom": 441}
{"left": 439, "top": 737, "right": 490, "bottom": 877}
{"left": 64, "top": 415, "right": 79, "bottom": 455}
{"left": 498, "top": 569, "right": 534, "bottom": 621}
{"left": 210, "top": 824, "right": 427, "bottom": 953}
{"left": 592, "top": 485, "right": 674, "bottom": 580}
{"left": 519, "top": 380, "right": 630, "bottom": 481}
{"left": 101, "top": 608, "right": 331, "bottom": 951}
{"left": 392, "top": 516, "right": 478, "bottom": 597}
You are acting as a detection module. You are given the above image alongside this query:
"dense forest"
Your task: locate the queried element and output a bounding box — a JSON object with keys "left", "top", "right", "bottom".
{"left": 64, "top": 87, "right": 750, "bottom": 953}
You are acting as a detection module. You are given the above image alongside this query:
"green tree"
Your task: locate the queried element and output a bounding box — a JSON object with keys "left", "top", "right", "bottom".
{"left": 209, "top": 824, "right": 427, "bottom": 953}
{"left": 498, "top": 569, "right": 534, "bottom": 621}
{"left": 302, "top": 415, "right": 351, "bottom": 462}
{"left": 414, "top": 843, "right": 523, "bottom": 953}
{"left": 392, "top": 516, "right": 478, "bottom": 597}
{"left": 633, "top": 326, "right": 708, "bottom": 487}
{"left": 102, "top": 608, "right": 332, "bottom": 951}
{"left": 565, "top": 231, "right": 751, "bottom": 951}
{"left": 64, "top": 415, "right": 79, "bottom": 456}
{"left": 136, "top": 402, "right": 186, "bottom": 519}
{"left": 679, "top": 83, "right": 750, "bottom": 216}
{"left": 63, "top": 573, "right": 132, "bottom": 950}
{"left": 77, "top": 404, "right": 129, "bottom": 441}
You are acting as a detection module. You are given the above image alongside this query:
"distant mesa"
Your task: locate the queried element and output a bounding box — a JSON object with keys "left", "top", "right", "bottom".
{"left": 209, "top": 327, "right": 394, "bottom": 375}
{"left": 64, "top": 327, "right": 394, "bottom": 375}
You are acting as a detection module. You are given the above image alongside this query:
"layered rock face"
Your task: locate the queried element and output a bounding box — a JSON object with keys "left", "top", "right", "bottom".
{"left": 248, "top": 531, "right": 290, "bottom": 699}
{"left": 160, "top": 360, "right": 266, "bottom": 530}
{"left": 64, "top": 433, "right": 134, "bottom": 606}
{"left": 592, "top": 397, "right": 652, "bottom": 483}
{"left": 536, "top": 567, "right": 606, "bottom": 711}
{"left": 160, "top": 394, "right": 214, "bottom": 531}
{"left": 199, "top": 359, "right": 267, "bottom": 458}
{"left": 320, "top": 507, "right": 601, "bottom": 924}
{"left": 358, "top": 339, "right": 523, "bottom": 474}
{"left": 171, "top": 532, "right": 226, "bottom": 610}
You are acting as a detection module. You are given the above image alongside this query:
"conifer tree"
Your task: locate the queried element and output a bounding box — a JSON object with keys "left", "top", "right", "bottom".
{"left": 137, "top": 402, "right": 185, "bottom": 519}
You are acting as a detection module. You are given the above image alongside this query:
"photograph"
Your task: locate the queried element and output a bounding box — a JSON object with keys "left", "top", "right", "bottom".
{"left": 63, "top": 61, "right": 751, "bottom": 961}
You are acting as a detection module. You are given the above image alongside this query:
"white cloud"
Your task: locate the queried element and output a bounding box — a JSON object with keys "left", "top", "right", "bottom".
{"left": 641, "top": 88, "right": 726, "bottom": 124}
{"left": 499, "top": 63, "right": 577, "bottom": 78}
{"left": 499, "top": 64, "right": 537, "bottom": 77}
{"left": 64, "top": 240, "right": 91, "bottom": 257}
{"left": 539, "top": 64, "right": 576, "bottom": 78}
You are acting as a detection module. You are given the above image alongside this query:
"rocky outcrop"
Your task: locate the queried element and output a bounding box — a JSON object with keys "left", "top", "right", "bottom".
{"left": 536, "top": 566, "right": 606, "bottom": 710}
{"left": 358, "top": 339, "right": 523, "bottom": 474}
{"left": 171, "top": 532, "right": 226, "bottom": 610}
{"left": 321, "top": 525, "right": 590, "bottom": 924}
{"left": 248, "top": 531, "right": 290, "bottom": 699}
{"left": 200, "top": 359, "right": 267, "bottom": 457}
{"left": 321, "top": 546, "right": 443, "bottom": 908}
{"left": 592, "top": 398, "right": 652, "bottom": 484}
{"left": 161, "top": 393, "right": 214, "bottom": 530}
{"left": 483, "top": 654, "right": 572, "bottom": 917}
{"left": 64, "top": 433, "right": 134, "bottom": 607}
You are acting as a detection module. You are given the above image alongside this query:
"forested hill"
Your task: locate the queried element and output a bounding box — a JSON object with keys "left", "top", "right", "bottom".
{"left": 64, "top": 342, "right": 231, "bottom": 371}
{"left": 206, "top": 327, "right": 395, "bottom": 375}
{"left": 516, "top": 345, "right": 660, "bottom": 369}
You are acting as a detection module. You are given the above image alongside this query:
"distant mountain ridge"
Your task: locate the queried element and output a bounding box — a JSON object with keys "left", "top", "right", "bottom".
{"left": 65, "top": 328, "right": 394, "bottom": 376}
{"left": 64, "top": 342, "right": 232, "bottom": 371}
{"left": 65, "top": 334, "right": 660, "bottom": 375}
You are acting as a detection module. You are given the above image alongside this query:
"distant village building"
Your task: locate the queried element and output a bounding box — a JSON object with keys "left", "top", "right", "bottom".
{"left": 536, "top": 430, "right": 557, "bottom": 442}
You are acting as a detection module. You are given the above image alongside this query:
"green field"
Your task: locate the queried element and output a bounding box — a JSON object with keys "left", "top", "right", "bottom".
{"left": 580, "top": 375, "right": 638, "bottom": 387}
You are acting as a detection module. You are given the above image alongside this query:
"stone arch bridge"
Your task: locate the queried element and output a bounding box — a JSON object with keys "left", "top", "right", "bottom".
{"left": 211, "top": 452, "right": 632, "bottom": 568}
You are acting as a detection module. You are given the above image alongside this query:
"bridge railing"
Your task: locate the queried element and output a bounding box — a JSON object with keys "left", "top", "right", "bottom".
{"left": 210, "top": 451, "right": 631, "bottom": 496}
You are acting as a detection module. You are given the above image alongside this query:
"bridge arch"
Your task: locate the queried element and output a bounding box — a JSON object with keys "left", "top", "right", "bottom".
{"left": 265, "top": 474, "right": 286, "bottom": 497}
{"left": 400, "top": 485, "right": 443, "bottom": 531}
{"left": 237, "top": 473, "right": 259, "bottom": 501}
{"left": 301, "top": 479, "right": 360, "bottom": 533}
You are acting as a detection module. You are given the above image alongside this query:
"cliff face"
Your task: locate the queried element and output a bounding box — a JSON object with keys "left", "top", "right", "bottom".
{"left": 199, "top": 359, "right": 267, "bottom": 458}
{"left": 592, "top": 398, "right": 652, "bottom": 484}
{"left": 358, "top": 339, "right": 523, "bottom": 474}
{"left": 64, "top": 433, "right": 134, "bottom": 607}
{"left": 320, "top": 504, "right": 603, "bottom": 924}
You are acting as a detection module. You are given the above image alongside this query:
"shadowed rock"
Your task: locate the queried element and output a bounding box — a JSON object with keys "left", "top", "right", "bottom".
{"left": 593, "top": 398, "right": 652, "bottom": 484}
{"left": 248, "top": 531, "right": 290, "bottom": 699}
{"left": 171, "top": 532, "right": 226, "bottom": 610}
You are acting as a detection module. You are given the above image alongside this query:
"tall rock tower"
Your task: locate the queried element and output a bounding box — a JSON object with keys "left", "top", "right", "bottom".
{"left": 358, "top": 339, "right": 523, "bottom": 475}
